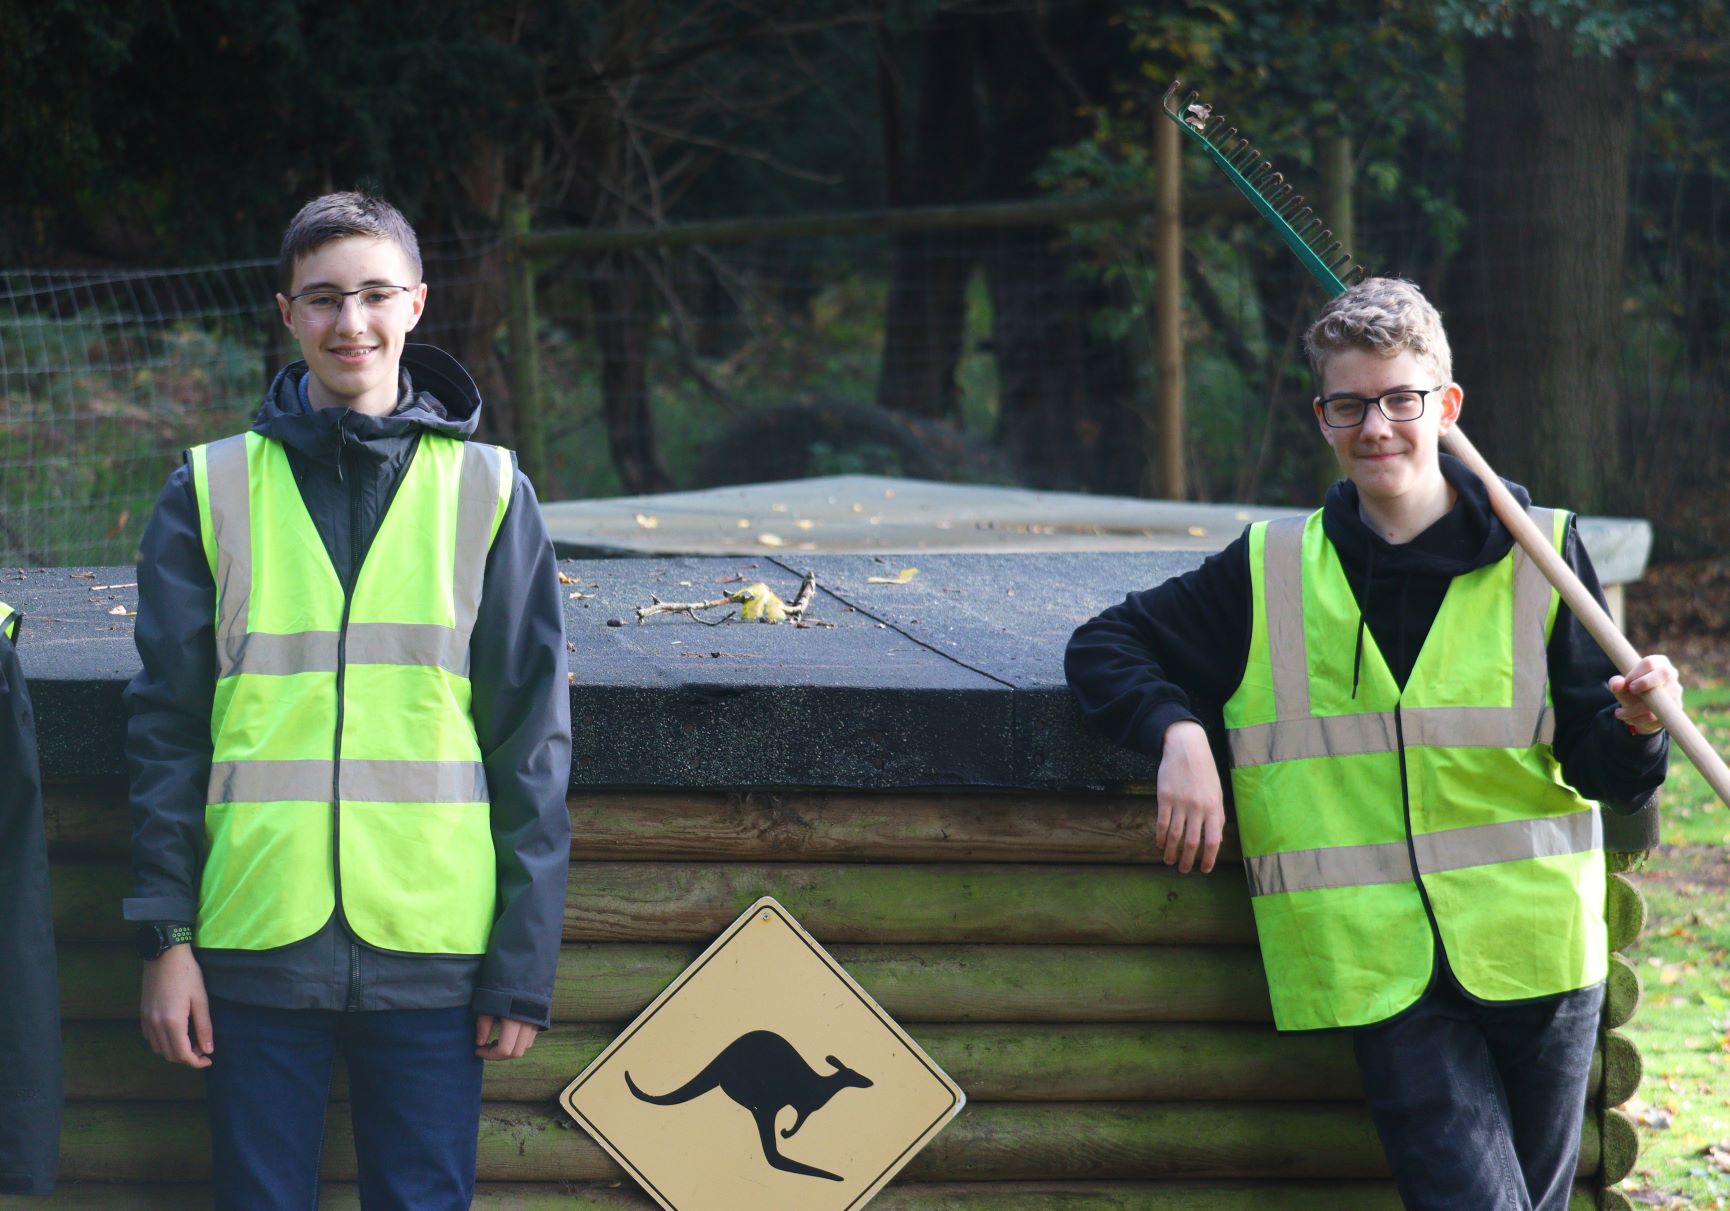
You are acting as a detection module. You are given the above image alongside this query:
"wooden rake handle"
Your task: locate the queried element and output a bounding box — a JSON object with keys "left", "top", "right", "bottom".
{"left": 1442, "top": 427, "right": 1730, "bottom": 808}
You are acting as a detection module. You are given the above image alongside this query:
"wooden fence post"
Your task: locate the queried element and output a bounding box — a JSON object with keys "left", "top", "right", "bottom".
{"left": 1318, "top": 133, "right": 1354, "bottom": 268}
{"left": 1154, "top": 113, "right": 1185, "bottom": 500}
{"left": 503, "top": 193, "right": 547, "bottom": 489}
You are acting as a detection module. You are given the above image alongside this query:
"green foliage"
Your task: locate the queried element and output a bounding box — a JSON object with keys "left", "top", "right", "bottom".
{"left": 805, "top": 439, "right": 906, "bottom": 477}
{"left": 1, "top": 0, "right": 542, "bottom": 261}
{"left": 1623, "top": 701, "right": 1730, "bottom": 1208}
{"left": 0, "top": 311, "right": 258, "bottom": 564}
{"left": 1435, "top": 0, "right": 1690, "bottom": 54}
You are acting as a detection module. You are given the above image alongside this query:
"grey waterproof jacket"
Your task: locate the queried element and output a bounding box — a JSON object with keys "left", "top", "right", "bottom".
{"left": 0, "top": 609, "right": 64, "bottom": 1194}
{"left": 123, "top": 345, "right": 571, "bottom": 1026}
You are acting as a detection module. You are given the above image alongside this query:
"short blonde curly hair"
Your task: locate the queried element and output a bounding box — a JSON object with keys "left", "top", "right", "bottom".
{"left": 1303, "top": 276, "right": 1452, "bottom": 388}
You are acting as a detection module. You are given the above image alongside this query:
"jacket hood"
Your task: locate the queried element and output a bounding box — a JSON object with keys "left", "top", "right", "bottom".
{"left": 251, "top": 343, "right": 482, "bottom": 459}
{"left": 1322, "top": 452, "right": 1532, "bottom": 578}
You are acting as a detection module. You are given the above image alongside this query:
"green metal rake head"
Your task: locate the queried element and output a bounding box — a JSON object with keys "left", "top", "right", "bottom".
{"left": 1160, "top": 80, "right": 1367, "bottom": 298}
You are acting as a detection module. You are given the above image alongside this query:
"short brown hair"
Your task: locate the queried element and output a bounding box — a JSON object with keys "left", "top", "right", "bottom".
{"left": 277, "top": 192, "right": 422, "bottom": 292}
{"left": 1304, "top": 276, "right": 1452, "bottom": 387}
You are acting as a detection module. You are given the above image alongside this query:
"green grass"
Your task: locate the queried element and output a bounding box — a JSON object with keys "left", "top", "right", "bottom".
{"left": 0, "top": 316, "right": 259, "bottom": 567}
{"left": 1618, "top": 699, "right": 1730, "bottom": 1208}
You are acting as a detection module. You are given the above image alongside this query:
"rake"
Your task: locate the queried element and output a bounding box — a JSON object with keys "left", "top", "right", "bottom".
{"left": 1160, "top": 80, "right": 1730, "bottom": 806}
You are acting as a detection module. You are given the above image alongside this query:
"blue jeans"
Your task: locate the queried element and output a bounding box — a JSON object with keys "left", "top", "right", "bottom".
{"left": 205, "top": 998, "right": 483, "bottom": 1211}
{"left": 1352, "top": 978, "right": 1605, "bottom": 1211}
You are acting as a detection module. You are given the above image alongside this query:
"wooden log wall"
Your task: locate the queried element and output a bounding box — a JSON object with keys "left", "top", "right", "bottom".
{"left": 15, "top": 784, "right": 1646, "bottom": 1211}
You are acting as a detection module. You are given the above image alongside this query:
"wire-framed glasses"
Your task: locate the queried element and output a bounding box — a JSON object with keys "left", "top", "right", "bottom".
{"left": 287, "top": 284, "right": 416, "bottom": 320}
{"left": 1316, "top": 385, "right": 1446, "bottom": 428}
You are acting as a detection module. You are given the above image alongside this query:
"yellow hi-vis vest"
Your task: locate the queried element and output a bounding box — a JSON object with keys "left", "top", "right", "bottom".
{"left": 188, "top": 430, "right": 513, "bottom": 954}
{"left": 0, "top": 603, "right": 17, "bottom": 642}
{"left": 1223, "top": 508, "right": 1606, "bottom": 1031}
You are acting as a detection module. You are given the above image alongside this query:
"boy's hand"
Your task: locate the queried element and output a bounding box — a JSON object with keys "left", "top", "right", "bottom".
{"left": 1608, "top": 654, "right": 1682, "bottom": 736}
{"left": 476, "top": 1014, "right": 540, "bottom": 1061}
{"left": 140, "top": 945, "right": 214, "bottom": 1069}
{"left": 1157, "top": 720, "right": 1225, "bottom": 874}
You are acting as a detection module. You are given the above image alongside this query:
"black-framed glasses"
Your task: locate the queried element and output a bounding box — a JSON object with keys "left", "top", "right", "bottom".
{"left": 287, "top": 284, "right": 416, "bottom": 320}
{"left": 1316, "top": 385, "right": 1447, "bottom": 428}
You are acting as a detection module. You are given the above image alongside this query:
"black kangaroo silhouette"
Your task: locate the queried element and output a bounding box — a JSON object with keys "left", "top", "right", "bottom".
{"left": 625, "top": 1030, "right": 874, "bottom": 1182}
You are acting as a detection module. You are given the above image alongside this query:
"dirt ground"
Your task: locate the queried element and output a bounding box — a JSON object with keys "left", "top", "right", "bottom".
{"left": 1627, "top": 558, "right": 1730, "bottom": 690}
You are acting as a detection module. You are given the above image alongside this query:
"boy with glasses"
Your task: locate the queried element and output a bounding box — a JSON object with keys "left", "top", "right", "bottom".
{"left": 124, "top": 192, "right": 572, "bottom": 1210}
{"left": 1067, "top": 277, "right": 1677, "bottom": 1209}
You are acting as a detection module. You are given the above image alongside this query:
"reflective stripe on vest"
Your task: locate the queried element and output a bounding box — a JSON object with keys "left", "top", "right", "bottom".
{"left": 1223, "top": 508, "right": 1607, "bottom": 1031}
{"left": 0, "top": 603, "right": 16, "bottom": 642}
{"left": 190, "top": 430, "right": 512, "bottom": 954}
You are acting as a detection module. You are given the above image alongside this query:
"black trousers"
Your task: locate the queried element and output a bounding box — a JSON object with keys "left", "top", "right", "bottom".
{"left": 1353, "top": 975, "right": 1605, "bottom": 1211}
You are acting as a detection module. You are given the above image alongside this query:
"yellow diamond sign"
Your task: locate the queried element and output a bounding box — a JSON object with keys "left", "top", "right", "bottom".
{"left": 560, "top": 896, "right": 965, "bottom": 1210}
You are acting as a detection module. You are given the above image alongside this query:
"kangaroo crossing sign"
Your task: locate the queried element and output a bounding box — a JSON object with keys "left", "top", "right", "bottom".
{"left": 560, "top": 897, "right": 966, "bottom": 1210}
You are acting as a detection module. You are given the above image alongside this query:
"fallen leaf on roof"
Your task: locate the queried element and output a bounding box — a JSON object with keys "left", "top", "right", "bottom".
{"left": 794, "top": 519, "right": 815, "bottom": 530}
{"left": 635, "top": 513, "right": 659, "bottom": 529}
{"left": 569, "top": 591, "right": 592, "bottom": 599}
{"left": 868, "top": 567, "right": 919, "bottom": 584}
{"left": 729, "top": 582, "right": 787, "bottom": 622}
{"left": 757, "top": 533, "right": 786, "bottom": 547}
{"left": 559, "top": 572, "right": 578, "bottom": 584}
{"left": 736, "top": 518, "right": 751, "bottom": 529}
{"left": 771, "top": 503, "right": 789, "bottom": 513}
{"left": 1188, "top": 526, "right": 1207, "bottom": 537}
{"left": 108, "top": 606, "right": 135, "bottom": 616}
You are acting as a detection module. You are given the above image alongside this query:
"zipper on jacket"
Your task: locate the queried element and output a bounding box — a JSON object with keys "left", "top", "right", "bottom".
{"left": 1393, "top": 703, "right": 1447, "bottom": 984}
{"left": 332, "top": 415, "right": 360, "bottom": 1011}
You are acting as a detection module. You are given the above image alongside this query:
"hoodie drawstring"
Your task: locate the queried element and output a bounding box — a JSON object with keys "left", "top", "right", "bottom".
{"left": 1351, "top": 544, "right": 1374, "bottom": 699}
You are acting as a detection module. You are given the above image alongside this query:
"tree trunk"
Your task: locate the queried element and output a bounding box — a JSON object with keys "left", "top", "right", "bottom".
{"left": 875, "top": 15, "right": 983, "bottom": 422}
{"left": 984, "top": 229, "right": 1141, "bottom": 493}
{"left": 974, "top": 2, "right": 1140, "bottom": 493}
{"left": 588, "top": 251, "right": 672, "bottom": 495}
{"left": 1450, "top": 17, "right": 1634, "bottom": 512}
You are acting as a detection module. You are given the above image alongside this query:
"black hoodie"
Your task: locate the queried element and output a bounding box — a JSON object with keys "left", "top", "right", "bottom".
{"left": 1065, "top": 454, "right": 1667, "bottom": 814}
{"left": 123, "top": 344, "right": 572, "bottom": 1027}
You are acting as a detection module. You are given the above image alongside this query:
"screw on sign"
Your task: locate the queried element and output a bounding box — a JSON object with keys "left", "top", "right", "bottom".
{"left": 561, "top": 898, "right": 965, "bottom": 1211}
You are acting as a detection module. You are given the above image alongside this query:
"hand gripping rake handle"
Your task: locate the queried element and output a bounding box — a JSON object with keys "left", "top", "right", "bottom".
{"left": 1443, "top": 428, "right": 1730, "bottom": 805}
{"left": 1162, "top": 79, "right": 1730, "bottom": 808}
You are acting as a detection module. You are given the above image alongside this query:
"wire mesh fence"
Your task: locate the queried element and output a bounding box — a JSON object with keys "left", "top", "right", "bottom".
{"left": 2, "top": 199, "right": 1724, "bottom": 569}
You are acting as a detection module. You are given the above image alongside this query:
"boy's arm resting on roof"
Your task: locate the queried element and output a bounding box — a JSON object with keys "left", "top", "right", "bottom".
{"left": 1063, "top": 532, "right": 1253, "bottom": 757}
{"left": 122, "top": 466, "right": 215, "bottom": 923}
{"left": 469, "top": 469, "right": 572, "bottom": 1031}
{"left": 1547, "top": 517, "right": 1669, "bottom": 813}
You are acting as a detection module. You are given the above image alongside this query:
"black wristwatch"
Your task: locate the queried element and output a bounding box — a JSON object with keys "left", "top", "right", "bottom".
{"left": 135, "top": 922, "right": 194, "bottom": 961}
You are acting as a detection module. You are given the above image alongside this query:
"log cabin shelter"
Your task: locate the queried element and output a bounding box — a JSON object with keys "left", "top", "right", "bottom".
{"left": 5, "top": 534, "right": 1652, "bottom": 1210}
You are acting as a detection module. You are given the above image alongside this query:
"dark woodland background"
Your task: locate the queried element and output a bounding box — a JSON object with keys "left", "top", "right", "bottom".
{"left": 3, "top": 0, "right": 1728, "bottom": 564}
